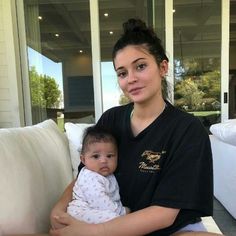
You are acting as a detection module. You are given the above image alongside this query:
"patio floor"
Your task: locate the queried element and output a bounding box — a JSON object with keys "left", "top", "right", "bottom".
{"left": 213, "top": 198, "right": 236, "bottom": 236}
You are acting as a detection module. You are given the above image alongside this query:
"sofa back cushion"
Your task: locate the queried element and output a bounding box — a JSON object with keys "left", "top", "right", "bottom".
{"left": 65, "top": 122, "right": 93, "bottom": 177}
{"left": 0, "top": 120, "right": 73, "bottom": 234}
{"left": 210, "top": 119, "right": 236, "bottom": 146}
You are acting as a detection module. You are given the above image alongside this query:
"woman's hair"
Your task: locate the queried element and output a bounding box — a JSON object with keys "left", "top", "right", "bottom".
{"left": 112, "top": 18, "right": 169, "bottom": 64}
{"left": 81, "top": 125, "right": 117, "bottom": 154}
{"left": 112, "top": 18, "right": 170, "bottom": 100}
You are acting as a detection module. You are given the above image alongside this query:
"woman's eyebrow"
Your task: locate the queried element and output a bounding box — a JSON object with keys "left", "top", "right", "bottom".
{"left": 115, "top": 57, "right": 146, "bottom": 71}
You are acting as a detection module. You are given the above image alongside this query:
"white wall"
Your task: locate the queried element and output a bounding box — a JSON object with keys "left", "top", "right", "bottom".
{"left": 0, "top": 0, "right": 24, "bottom": 128}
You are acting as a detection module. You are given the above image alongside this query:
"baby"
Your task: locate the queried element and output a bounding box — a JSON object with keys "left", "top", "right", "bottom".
{"left": 67, "top": 125, "right": 129, "bottom": 223}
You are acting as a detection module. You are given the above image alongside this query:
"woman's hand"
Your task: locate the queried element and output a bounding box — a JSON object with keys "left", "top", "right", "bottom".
{"left": 49, "top": 215, "right": 105, "bottom": 236}
{"left": 50, "top": 180, "right": 76, "bottom": 229}
{"left": 50, "top": 210, "right": 68, "bottom": 230}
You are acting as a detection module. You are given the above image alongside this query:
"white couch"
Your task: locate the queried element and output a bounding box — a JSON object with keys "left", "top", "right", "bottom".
{"left": 210, "top": 119, "right": 236, "bottom": 219}
{"left": 0, "top": 120, "right": 73, "bottom": 234}
{"left": 0, "top": 120, "right": 222, "bottom": 235}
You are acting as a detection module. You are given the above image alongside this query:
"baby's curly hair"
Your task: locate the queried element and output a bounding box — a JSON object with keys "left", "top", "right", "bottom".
{"left": 81, "top": 125, "right": 117, "bottom": 154}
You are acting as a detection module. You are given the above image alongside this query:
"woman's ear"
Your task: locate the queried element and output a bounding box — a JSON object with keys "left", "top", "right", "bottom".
{"left": 159, "top": 60, "right": 168, "bottom": 78}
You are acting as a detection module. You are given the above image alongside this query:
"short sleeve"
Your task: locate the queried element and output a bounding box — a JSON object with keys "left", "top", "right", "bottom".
{"left": 152, "top": 118, "right": 213, "bottom": 216}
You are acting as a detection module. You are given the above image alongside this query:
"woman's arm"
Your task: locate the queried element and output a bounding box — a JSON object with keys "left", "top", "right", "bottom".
{"left": 102, "top": 205, "right": 179, "bottom": 235}
{"left": 50, "top": 179, "right": 75, "bottom": 229}
{"left": 50, "top": 205, "right": 179, "bottom": 236}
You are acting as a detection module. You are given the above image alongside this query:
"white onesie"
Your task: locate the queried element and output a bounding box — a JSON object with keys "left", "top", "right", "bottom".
{"left": 67, "top": 167, "right": 126, "bottom": 223}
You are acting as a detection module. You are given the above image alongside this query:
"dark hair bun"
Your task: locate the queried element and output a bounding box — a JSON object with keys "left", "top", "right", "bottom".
{"left": 112, "top": 18, "right": 169, "bottom": 65}
{"left": 123, "top": 18, "right": 148, "bottom": 34}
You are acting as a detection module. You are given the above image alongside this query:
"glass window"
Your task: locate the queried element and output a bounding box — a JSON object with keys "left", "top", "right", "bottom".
{"left": 229, "top": 1, "right": 236, "bottom": 119}
{"left": 23, "top": 0, "right": 94, "bottom": 127}
{"left": 173, "top": 0, "right": 221, "bottom": 132}
{"left": 99, "top": 0, "right": 165, "bottom": 112}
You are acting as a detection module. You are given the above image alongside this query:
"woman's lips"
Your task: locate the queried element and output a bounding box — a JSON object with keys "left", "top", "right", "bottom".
{"left": 129, "top": 87, "right": 143, "bottom": 95}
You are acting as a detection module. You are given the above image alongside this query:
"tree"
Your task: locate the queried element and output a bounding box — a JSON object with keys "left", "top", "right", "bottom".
{"left": 29, "top": 66, "right": 46, "bottom": 107}
{"left": 29, "top": 66, "right": 62, "bottom": 108}
{"left": 43, "top": 75, "right": 62, "bottom": 108}
{"left": 197, "top": 71, "right": 220, "bottom": 101}
{"left": 119, "top": 94, "right": 130, "bottom": 105}
{"left": 174, "top": 58, "right": 220, "bottom": 111}
{"left": 175, "top": 78, "right": 204, "bottom": 111}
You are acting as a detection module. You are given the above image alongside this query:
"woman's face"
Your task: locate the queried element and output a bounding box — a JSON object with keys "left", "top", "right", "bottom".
{"left": 114, "top": 45, "right": 168, "bottom": 105}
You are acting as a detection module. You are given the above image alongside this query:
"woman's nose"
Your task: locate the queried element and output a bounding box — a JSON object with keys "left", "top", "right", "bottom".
{"left": 127, "top": 71, "right": 137, "bottom": 83}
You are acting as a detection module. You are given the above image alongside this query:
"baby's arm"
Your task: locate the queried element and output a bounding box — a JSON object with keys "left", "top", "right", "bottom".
{"left": 81, "top": 171, "right": 126, "bottom": 216}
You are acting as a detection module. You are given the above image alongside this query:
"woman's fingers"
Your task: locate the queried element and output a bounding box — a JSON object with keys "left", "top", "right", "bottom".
{"left": 52, "top": 213, "right": 74, "bottom": 226}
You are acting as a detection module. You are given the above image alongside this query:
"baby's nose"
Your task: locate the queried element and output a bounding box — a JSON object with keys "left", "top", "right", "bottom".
{"left": 100, "top": 156, "right": 108, "bottom": 162}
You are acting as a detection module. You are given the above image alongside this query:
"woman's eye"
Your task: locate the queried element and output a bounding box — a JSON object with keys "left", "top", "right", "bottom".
{"left": 137, "top": 63, "right": 146, "bottom": 71}
{"left": 117, "top": 71, "right": 127, "bottom": 79}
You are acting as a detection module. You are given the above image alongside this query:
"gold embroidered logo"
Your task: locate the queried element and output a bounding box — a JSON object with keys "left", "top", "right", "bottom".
{"left": 139, "top": 150, "right": 166, "bottom": 173}
{"left": 142, "top": 150, "right": 161, "bottom": 163}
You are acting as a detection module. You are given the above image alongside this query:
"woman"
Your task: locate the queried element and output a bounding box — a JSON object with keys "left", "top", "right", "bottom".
{"left": 50, "top": 18, "right": 220, "bottom": 236}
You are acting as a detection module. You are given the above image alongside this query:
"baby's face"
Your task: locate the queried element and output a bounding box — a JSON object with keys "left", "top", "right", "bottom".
{"left": 81, "top": 141, "right": 118, "bottom": 176}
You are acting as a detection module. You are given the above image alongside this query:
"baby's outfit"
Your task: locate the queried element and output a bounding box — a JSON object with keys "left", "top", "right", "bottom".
{"left": 67, "top": 167, "right": 126, "bottom": 223}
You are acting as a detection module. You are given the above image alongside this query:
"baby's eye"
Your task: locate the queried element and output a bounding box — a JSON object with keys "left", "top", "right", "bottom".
{"left": 92, "top": 154, "right": 99, "bottom": 159}
{"left": 117, "top": 71, "right": 127, "bottom": 79}
{"left": 107, "top": 154, "right": 114, "bottom": 158}
{"left": 137, "top": 63, "right": 147, "bottom": 71}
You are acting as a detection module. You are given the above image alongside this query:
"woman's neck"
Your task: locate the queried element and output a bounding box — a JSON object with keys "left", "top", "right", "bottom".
{"left": 130, "top": 98, "right": 166, "bottom": 136}
{"left": 132, "top": 98, "right": 166, "bottom": 120}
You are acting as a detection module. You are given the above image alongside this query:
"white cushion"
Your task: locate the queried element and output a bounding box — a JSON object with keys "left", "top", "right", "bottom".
{"left": 65, "top": 122, "right": 93, "bottom": 177}
{"left": 0, "top": 119, "right": 73, "bottom": 234}
{"left": 210, "top": 134, "right": 236, "bottom": 219}
{"left": 201, "top": 216, "right": 222, "bottom": 234}
{"left": 210, "top": 119, "right": 236, "bottom": 146}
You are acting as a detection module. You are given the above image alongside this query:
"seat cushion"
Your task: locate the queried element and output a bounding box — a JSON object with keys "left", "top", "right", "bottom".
{"left": 0, "top": 119, "right": 73, "bottom": 234}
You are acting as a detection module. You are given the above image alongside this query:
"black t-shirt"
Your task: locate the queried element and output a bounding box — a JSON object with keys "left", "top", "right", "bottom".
{"left": 79, "top": 101, "right": 213, "bottom": 235}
